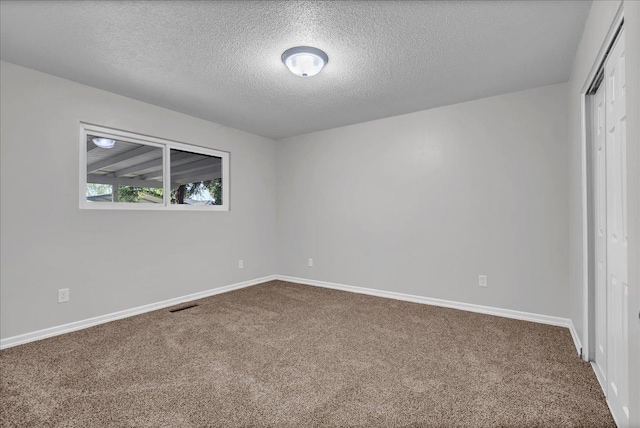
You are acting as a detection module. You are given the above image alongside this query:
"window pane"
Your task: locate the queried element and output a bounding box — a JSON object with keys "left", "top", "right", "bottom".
{"left": 86, "top": 134, "right": 164, "bottom": 204}
{"left": 170, "top": 149, "right": 222, "bottom": 205}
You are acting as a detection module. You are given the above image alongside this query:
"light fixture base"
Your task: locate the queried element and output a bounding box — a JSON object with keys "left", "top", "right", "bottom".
{"left": 282, "top": 46, "right": 329, "bottom": 77}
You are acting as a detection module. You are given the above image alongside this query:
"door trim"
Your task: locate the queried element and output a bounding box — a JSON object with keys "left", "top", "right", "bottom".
{"left": 581, "top": 3, "right": 624, "bottom": 363}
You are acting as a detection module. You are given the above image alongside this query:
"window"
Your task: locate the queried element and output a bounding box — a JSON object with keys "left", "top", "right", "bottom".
{"left": 80, "top": 124, "right": 229, "bottom": 211}
{"left": 169, "top": 149, "right": 223, "bottom": 206}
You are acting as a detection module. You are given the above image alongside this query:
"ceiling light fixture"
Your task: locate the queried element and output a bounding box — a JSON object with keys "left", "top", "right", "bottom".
{"left": 92, "top": 137, "right": 116, "bottom": 149}
{"left": 281, "top": 46, "right": 328, "bottom": 77}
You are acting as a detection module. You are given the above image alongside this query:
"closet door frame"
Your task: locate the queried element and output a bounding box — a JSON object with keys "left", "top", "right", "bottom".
{"left": 581, "top": 4, "right": 624, "bottom": 365}
{"left": 581, "top": 4, "right": 630, "bottom": 427}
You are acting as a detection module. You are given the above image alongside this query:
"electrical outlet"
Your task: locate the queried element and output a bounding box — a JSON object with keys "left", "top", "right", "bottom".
{"left": 478, "top": 275, "right": 487, "bottom": 287}
{"left": 58, "top": 288, "right": 70, "bottom": 303}
{"left": 238, "top": 259, "right": 244, "bottom": 269}
{"left": 308, "top": 258, "right": 313, "bottom": 267}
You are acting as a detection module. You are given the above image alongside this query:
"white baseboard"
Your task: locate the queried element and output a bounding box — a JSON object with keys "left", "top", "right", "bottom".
{"left": 276, "top": 275, "right": 573, "bottom": 329}
{"left": 591, "top": 361, "right": 607, "bottom": 393}
{"left": 0, "top": 275, "right": 278, "bottom": 350}
{"left": 568, "top": 319, "right": 583, "bottom": 358}
{"left": 2, "top": 274, "right": 577, "bottom": 353}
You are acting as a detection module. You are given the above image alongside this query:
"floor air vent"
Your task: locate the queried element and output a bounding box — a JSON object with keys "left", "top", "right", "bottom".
{"left": 169, "top": 304, "right": 199, "bottom": 313}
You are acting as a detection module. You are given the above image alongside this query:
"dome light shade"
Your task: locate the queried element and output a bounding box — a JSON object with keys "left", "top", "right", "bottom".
{"left": 282, "top": 46, "right": 328, "bottom": 77}
{"left": 92, "top": 137, "right": 116, "bottom": 149}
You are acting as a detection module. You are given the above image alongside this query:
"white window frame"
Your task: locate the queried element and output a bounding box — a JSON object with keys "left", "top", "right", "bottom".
{"left": 79, "top": 123, "right": 230, "bottom": 211}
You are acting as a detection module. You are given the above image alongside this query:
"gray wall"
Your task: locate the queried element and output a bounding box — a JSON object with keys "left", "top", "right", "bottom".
{"left": 0, "top": 61, "right": 278, "bottom": 339}
{"left": 276, "top": 83, "right": 570, "bottom": 317}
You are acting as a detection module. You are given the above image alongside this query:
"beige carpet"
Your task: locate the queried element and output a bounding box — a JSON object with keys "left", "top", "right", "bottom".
{"left": 0, "top": 280, "right": 613, "bottom": 427}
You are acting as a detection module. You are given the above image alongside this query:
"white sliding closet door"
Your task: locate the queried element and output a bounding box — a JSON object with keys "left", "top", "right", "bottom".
{"left": 605, "top": 28, "right": 629, "bottom": 425}
{"left": 593, "top": 80, "right": 607, "bottom": 386}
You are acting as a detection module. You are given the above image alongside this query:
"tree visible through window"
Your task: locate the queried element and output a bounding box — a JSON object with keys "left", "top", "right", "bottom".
{"left": 171, "top": 179, "right": 222, "bottom": 205}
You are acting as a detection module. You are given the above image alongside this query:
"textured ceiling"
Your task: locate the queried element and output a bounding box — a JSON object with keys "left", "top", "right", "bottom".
{"left": 0, "top": 1, "right": 591, "bottom": 139}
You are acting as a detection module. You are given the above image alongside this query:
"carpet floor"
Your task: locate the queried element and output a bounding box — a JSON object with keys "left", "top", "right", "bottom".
{"left": 1, "top": 280, "right": 613, "bottom": 427}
